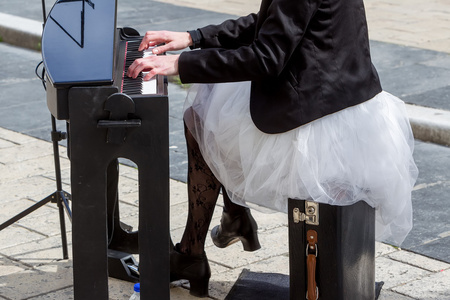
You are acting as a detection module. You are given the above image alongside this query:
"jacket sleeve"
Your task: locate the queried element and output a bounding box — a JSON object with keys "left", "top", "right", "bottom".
{"left": 197, "top": 13, "right": 258, "bottom": 49}
{"left": 179, "top": 0, "right": 323, "bottom": 84}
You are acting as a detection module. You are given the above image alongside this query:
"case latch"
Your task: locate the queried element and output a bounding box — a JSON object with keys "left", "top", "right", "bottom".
{"left": 293, "top": 201, "right": 319, "bottom": 226}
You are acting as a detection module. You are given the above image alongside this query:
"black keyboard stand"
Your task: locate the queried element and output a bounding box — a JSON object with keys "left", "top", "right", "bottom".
{"left": 0, "top": 114, "right": 72, "bottom": 260}
{"left": 68, "top": 86, "right": 170, "bottom": 300}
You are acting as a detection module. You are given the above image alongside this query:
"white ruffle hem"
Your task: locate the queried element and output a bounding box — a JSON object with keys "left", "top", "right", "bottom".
{"left": 183, "top": 81, "right": 418, "bottom": 246}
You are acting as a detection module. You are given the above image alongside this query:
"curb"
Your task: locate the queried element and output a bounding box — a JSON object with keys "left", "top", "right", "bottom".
{"left": 406, "top": 104, "right": 450, "bottom": 147}
{"left": 1, "top": 13, "right": 449, "bottom": 147}
{"left": 0, "top": 13, "right": 42, "bottom": 52}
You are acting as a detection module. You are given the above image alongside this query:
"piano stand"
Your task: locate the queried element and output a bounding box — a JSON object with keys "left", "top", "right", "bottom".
{"left": 68, "top": 86, "right": 170, "bottom": 300}
{"left": 108, "top": 249, "right": 140, "bottom": 283}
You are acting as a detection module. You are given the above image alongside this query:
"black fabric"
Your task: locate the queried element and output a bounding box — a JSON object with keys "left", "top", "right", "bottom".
{"left": 225, "top": 269, "right": 289, "bottom": 300}
{"left": 188, "top": 30, "right": 203, "bottom": 49}
{"left": 178, "top": 0, "right": 382, "bottom": 133}
{"left": 225, "top": 269, "right": 384, "bottom": 300}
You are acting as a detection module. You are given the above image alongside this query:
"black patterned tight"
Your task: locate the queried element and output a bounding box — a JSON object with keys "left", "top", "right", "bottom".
{"left": 178, "top": 123, "right": 246, "bottom": 256}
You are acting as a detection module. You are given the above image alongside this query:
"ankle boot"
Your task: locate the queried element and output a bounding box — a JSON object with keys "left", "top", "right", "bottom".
{"left": 170, "top": 244, "right": 211, "bottom": 297}
{"left": 210, "top": 207, "right": 261, "bottom": 251}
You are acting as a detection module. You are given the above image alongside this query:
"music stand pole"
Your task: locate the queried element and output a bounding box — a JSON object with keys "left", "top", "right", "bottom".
{"left": 41, "top": 0, "right": 47, "bottom": 24}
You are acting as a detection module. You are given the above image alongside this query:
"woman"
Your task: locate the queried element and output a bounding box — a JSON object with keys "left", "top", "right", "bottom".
{"left": 127, "top": 0, "right": 418, "bottom": 297}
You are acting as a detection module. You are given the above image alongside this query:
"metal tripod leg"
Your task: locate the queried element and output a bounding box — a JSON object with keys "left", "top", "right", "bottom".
{"left": 0, "top": 115, "right": 72, "bottom": 259}
{"left": 50, "top": 115, "right": 72, "bottom": 259}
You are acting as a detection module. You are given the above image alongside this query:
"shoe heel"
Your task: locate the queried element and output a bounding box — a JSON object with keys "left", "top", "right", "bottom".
{"left": 189, "top": 278, "right": 210, "bottom": 297}
{"left": 240, "top": 231, "right": 261, "bottom": 252}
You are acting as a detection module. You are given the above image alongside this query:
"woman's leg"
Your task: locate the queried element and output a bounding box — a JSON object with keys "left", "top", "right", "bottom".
{"left": 211, "top": 190, "right": 261, "bottom": 251}
{"left": 178, "top": 123, "right": 222, "bottom": 256}
{"left": 222, "top": 189, "right": 247, "bottom": 215}
{"left": 170, "top": 123, "right": 224, "bottom": 297}
{"left": 177, "top": 120, "right": 260, "bottom": 256}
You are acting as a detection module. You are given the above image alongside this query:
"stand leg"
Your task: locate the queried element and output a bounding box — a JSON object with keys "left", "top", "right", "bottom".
{"left": 0, "top": 115, "right": 71, "bottom": 260}
{"left": 51, "top": 115, "right": 71, "bottom": 259}
{"left": 0, "top": 196, "right": 52, "bottom": 231}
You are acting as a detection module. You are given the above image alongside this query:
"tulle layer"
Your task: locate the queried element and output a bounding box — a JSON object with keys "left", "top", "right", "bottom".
{"left": 183, "top": 82, "right": 418, "bottom": 245}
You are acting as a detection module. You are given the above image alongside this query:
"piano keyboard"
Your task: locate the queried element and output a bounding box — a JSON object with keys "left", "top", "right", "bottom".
{"left": 121, "top": 41, "right": 157, "bottom": 95}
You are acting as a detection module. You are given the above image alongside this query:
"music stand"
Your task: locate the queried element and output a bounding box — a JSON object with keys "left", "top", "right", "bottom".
{"left": 0, "top": 0, "right": 72, "bottom": 260}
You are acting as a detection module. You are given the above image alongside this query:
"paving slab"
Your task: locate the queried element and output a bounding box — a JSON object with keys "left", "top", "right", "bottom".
{"left": 392, "top": 269, "right": 450, "bottom": 300}
{"left": 378, "top": 291, "right": 416, "bottom": 300}
{"left": 207, "top": 226, "right": 289, "bottom": 269}
{"left": 0, "top": 254, "right": 26, "bottom": 277}
{"left": 401, "top": 141, "right": 450, "bottom": 263}
{"left": 388, "top": 249, "right": 450, "bottom": 273}
{"left": 0, "top": 234, "right": 72, "bottom": 267}
{"left": 0, "top": 226, "right": 46, "bottom": 251}
{"left": 0, "top": 262, "right": 73, "bottom": 299}
{"left": 0, "top": 127, "right": 449, "bottom": 298}
{"left": 375, "top": 257, "right": 432, "bottom": 290}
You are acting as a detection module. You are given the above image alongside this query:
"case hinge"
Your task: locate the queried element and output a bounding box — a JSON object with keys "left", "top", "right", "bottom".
{"left": 293, "top": 201, "right": 319, "bottom": 226}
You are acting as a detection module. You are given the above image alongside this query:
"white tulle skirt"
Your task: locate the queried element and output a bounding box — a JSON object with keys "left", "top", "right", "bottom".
{"left": 183, "top": 81, "right": 418, "bottom": 245}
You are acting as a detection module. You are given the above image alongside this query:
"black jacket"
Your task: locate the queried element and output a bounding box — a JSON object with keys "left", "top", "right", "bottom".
{"left": 178, "top": 0, "right": 382, "bottom": 133}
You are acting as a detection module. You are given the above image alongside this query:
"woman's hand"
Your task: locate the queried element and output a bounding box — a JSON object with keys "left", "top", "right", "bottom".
{"left": 138, "top": 30, "right": 193, "bottom": 54}
{"left": 127, "top": 54, "right": 180, "bottom": 81}
{"left": 127, "top": 31, "right": 190, "bottom": 80}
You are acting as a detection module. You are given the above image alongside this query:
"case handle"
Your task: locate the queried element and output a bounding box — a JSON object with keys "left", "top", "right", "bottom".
{"left": 306, "top": 229, "right": 318, "bottom": 300}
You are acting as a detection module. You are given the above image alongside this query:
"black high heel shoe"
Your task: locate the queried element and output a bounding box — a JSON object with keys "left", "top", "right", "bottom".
{"left": 210, "top": 207, "right": 261, "bottom": 251}
{"left": 170, "top": 244, "right": 211, "bottom": 298}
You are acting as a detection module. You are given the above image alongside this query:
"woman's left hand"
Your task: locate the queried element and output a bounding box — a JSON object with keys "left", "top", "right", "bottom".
{"left": 127, "top": 54, "right": 180, "bottom": 81}
{"left": 138, "top": 31, "right": 192, "bottom": 53}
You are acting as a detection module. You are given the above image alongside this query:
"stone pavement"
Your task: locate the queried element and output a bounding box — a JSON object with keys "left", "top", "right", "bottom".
{"left": 0, "top": 0, "right": 450, "bottom": 299}
{"left": 1, "top": 126, "right": 449, "bottom": 300}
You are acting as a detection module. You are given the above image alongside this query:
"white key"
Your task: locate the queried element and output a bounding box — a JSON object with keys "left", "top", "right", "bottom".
{"left": 141, "top": 48, "right": 157, "bottom": 94}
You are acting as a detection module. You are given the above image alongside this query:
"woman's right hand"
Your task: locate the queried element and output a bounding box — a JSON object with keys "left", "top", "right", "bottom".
{"left": 139, "top": 30, "right": 193, "bottom": 54}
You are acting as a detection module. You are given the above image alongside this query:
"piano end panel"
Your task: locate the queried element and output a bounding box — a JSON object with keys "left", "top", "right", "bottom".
{"left": 124, "top": 94, "right": 170, "bottom": 300}
{"left": 67, "top": 87, "right": 170, "bottom": 299}
{"left": 46, "top": 82, "right": 70, "bottom": 120}
{"left": 67, "top": 86, "right": 119, "bottom": 299}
